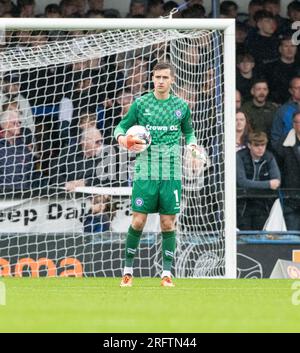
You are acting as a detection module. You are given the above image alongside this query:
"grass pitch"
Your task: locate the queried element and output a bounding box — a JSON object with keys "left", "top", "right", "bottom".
{"left": 0, "top": 278, "right": 299, "bottom": 333}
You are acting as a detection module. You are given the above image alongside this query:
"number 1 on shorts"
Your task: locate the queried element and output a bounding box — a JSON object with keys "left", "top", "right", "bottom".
{"left": 174, "top": 189, "right": 179, "bottom": 203}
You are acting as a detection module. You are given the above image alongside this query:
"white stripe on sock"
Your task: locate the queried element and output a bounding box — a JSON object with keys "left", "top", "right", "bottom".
{"left": 162, "top": 270, "right": 171, "bottom": 278}
{"left": 124, "top": 267, "right": 133, "bottom": 276}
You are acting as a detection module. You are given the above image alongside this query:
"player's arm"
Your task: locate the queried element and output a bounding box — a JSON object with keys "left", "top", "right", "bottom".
{"left": 181, "top": 106, "right": 197, "bottom": 151}
{"left": 114, "top": 102, "right": 145, "bottom": 151}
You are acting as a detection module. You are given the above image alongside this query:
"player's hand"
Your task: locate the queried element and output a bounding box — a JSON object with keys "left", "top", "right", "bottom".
{"left": 186, "top": 145, "right": 209, "bottom": 175}
{"left": 187, "top": 145, "right": 207, "bottom": 162}
{"left": 118, "top": 135, "right": 146, "bottom": 152}
{"left": 269, "top": 179, "right": 280, "bottom": 190}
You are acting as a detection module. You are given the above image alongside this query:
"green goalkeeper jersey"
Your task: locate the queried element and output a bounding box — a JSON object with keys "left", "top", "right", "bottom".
{"left": 114, "top": 91, "right": 197, "bottom": 180}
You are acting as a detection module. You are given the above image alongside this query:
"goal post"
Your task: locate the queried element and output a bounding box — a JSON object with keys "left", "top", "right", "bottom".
{"left": 0, "top": 18, "right": 236, "bottom": 278}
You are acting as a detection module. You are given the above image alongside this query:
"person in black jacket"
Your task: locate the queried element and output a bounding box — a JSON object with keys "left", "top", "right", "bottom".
{"left": 237, "top": 131, "right": 281, "bottom": 230}
{"left": 275, "top": 111, "right": 300, "bottom": 230}
{"left": 50, "top": 127, "right": 105, "bottom": 190}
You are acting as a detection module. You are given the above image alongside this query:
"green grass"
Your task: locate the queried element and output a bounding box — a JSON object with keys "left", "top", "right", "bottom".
{"left": 0, "top": 278, "right": 299, "bottom": 333}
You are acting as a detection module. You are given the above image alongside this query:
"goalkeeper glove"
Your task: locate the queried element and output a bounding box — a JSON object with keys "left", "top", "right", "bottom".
{"left": 118, "top": 135, "right": 146, "bottom": 152}
{"left": 187, "top": 144, "right": 207, "bottom": 163}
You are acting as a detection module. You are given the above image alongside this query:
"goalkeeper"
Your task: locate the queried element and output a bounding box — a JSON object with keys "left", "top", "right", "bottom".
{"left": 114, "top": 62, "right": 199, "bottom": 287}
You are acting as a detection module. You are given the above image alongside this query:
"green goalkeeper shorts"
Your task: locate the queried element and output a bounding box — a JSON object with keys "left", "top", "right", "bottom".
{"left": 131, "top": 179, "right": 181, "bottom": 214}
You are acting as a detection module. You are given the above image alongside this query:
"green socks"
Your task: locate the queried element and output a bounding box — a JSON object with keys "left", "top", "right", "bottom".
{"left": 124, "top": 227, "right": 176, "bottom": 271}
{"left": 162, "top": 231, "right": 176, "bottom": 271}
{"left": 125, "top": 225, "right": 143, "bottom": 267}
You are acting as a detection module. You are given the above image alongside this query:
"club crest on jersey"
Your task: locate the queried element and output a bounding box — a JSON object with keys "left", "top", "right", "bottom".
{"left": 175, "top": 109, "right": 182, "bottom": 119}
{"left": 135, "top": 197, "right": 144, "bottom": 207}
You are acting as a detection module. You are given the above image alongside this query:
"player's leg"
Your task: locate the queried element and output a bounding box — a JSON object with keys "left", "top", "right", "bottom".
{"left": 124, "top": 212, "right": 148, "bottom": 273}
{"left": 121, "top": 179, "right": 159, "bottom": 287}
{"left": 160, "top": 214, "right": 177, "bottom": 286}
{"left": 158, "top": 180, "right": 181, "bottom": 287}
{"left": 120, "top": 212, "right": 148, "bottom": 287}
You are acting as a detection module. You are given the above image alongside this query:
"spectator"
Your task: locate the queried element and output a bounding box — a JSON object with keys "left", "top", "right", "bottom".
{"left": 163, "top": 1, "right": 178, "bottom": 16}
{"left": 271, "top": 75, "right": 300, "bottom": 150}
{"left": 264, "top": 34, "right": 300, "bottom": 104}
{"left": 87, "top": 0, "right": 104, "bottom": 12}
{"left": 263, "top": 0, "right": 290, "bottom": 35}
{"left": 45, "top": 4, "right": 62, "bottom": 17}
{"left": 236, "top": 110, "right": 252, "bottom": 151}
{"left": 125, "top": 58, "right": 149, "bottom": 97}
{"left": 0, "top": 72, "right": 34, "bottom": 141}
{"left": 241, "top": 79, "right": 277, "bottom": 141}
{"left": 220, "top": 1, "right": 238, "bottom": 18}
{"left": 236, "top": 53, "right": 258, "bottom": 101}
{"left": 29, "top": 31, "right": 48, "bottom": 48}
{"left": 1, "top": 100, "right": 33, "bottom": 148}
{"left": 59, "top": 0, "right": 80, "bottom": 17}
{"left": 51, "top": 127, "right": 104, "bottom": 190}
{"left": 126, "top": 0, "right": 147, "bottom": 17}
{"left": 244, "top": 0, "right": 264, "bottom": 28}
{"left": 147, "top": 0, "right": 164, "bottom": 18}
{"left": 287, "top": 1, "right": 300, "bottom": 23}
{"left": 85, "top": 9, "right": 104, "bottom": 18}
{"left": 236, "top": 131, "right": 281, "bottom": 230}
{"left": 181, "top": 4, "right": 206, "bottom": 18}
{"left": 236, "top": 22, "right": 249, "bottom": 55}
{"left": 0, "top": 0, "right": 18, "bottom": 17}
{"left": 236, "top": 89, "right": 242, "bottom": 110}
{"left": 58, "top": 69, "right": 104, "bottom": 139}
{"left": 69, "top": 112, "right": 97, "bottom": 145}
{"left": 275, "top": 111, "right": 300, "bottom": 230}
{"left": 82, "top": 195, "right": 113, "bottom": 233}
{"left": 103, "top": 88, "right": 134, "bottom": 146}
{"left": 245, "top": 10, "right": 280, "bottom": 69}
{"left": 74, "top": 0, "right": 86, "bottom": 17}
{"left": 0, "top": 109, "right": 37, "bottom": 192}
{"left": 103, "top": 8, "right": 121, "bottom": 18}
{"left": 17, "top": 0, "right": 35, "bottom": 17}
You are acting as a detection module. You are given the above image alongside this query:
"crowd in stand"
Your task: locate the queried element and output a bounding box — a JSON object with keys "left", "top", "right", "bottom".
{"left": 1, "top": 0, "right": 300, "bottom": 232}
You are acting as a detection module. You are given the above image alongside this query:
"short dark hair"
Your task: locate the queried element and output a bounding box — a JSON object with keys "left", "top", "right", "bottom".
{"left": 163, "top": 1, "right": 179, "bottom": 12}
{"left": 263, "top": 0, "right": 280, "bottom": 5}
{"left": 17, "top": 0, "right": 35, "bottom": 6}
{"left": 288, "top": 1, "right": 300, "bottom": 13}
{"left": 248, "top": 131, "right": 268, "bottom": 145}
{"left": 251, "top": 78, "right": 269, "bottom": 88}
{"left": 237, "top": 53, "right": 255, "bottom": 64}
{"left": 220, "top": 1, "right": 238, "bottom": 15}
{"left": 254, "top": 9, "right": 275, "bottom": 22}
{"left": 181, "top": 4, "right": 206, "bottom": 18}
{"left": 289, "top": 76, "right": 300, "bottom": 88}
{"left": 249, "top": 0, "right": 263, "bottom": 7}
{"left": 45, "top": 4, "right": 61, "bottom": 14}
{"left": 153, "top": 62, "right": 175, "bottom": 76}
{"left": 279, "top": 33, "right": 294, "bottom": 44}
{"left": 292, "top": 111, "right": 300, "bottom": 121}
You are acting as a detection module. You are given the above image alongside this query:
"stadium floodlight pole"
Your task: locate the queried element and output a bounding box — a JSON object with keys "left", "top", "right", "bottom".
{"left": 0, "top": 17, "right": 236, "bottom": 279}
{"left": 212, "top": 0, "right": 221, "bottom": 18}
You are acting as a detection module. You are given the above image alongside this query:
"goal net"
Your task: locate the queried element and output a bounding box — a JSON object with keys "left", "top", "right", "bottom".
{"left": 0, "top": 18, "right": 236, "bottom": 278}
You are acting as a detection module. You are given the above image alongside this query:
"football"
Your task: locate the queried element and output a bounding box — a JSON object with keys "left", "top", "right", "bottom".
{"left": 126, "top": 125, "right": 151, "bottom": 153}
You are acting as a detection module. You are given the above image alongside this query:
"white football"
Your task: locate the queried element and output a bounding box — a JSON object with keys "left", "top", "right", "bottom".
{"left": 126, "top": 125, "right": 151, "bottom": 153}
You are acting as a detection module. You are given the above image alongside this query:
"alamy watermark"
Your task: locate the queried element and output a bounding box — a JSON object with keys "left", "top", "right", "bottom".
{"left": 292, "top": 22, "right": 300, "bottom": 45}
{"left": 0, "top": 281, "right": 6, "bottom": 306}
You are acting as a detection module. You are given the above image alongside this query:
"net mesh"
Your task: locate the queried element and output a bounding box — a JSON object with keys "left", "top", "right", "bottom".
{"left": 0, "top": 26, "right": 225, "bottom": 278}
